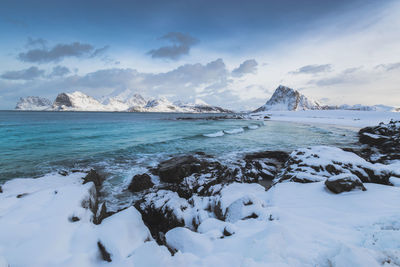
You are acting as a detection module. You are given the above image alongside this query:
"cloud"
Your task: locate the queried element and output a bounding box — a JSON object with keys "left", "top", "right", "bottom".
{"left": 147, "top": 32, "right": 199, "bottom": 60}
{"left": 26, "top": 37, "right": 47, "bottom": 48}
{"left": 290, "top": 64, "right": 333, "bottom": 75}
{"left": 232, "top": 59, "right": 258, "bottom": 77}
{"left": 308, "top": 67, "right": 363, "bottom": 86}
{"left": 375, "top": 62, "right": 400, "bottom": 71}
{"left": 1, "top": 66, "right": 45, "bottom": 80}
{"left": 49, "top": 66, "right": 70, "bottom": 77}
{"left": 18, "top": 42, "right": 109, "bottom": 63}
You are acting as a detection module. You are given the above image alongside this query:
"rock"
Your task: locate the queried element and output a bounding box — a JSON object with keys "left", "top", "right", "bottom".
{"left": 0, "top": 186, "right": 2, "bottom": 193}
{"left": 244, "top": 150, "right": 289, "bottom": 162}
{"left": 128, "top": 174, "right": 154, "bottom": 192}
{"left": 97, "top": 241, "right": 112, "bottom": 262}
{"left": 135, "top": 190, "right": 186, "bottom": 245}
{"left": 93, "top": 202, "right": 114, "bottom": 225}
{"left": 277, "top": 146, "right": 392, "bottom": 185}
{"left": 82, "top": 169, "right": 104, "bottom": 188}
{"left": 325, "top": 174, "right": 366, "bottom": 194}
{"left": 358, "top": 120, "right": 400, "bottom": 162}
{"left": 156, "top": 155, "right": 207, "bottom": 183}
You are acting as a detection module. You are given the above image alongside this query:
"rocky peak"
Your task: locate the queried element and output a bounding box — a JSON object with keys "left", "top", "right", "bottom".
{"left": 253, "top": 85, "right": 321, "bottom": 112}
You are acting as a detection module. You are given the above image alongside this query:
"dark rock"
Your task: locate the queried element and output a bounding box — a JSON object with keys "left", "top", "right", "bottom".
{"left": 97, "top": 241, "right": 112, "bottom": 262}
{"left": 0, "top": 186, "right": 2, "bottom": 193}
{"left": 325, "top": 175, "right": 366, "bottom": 194}
{"left": 244, "top": 151, "right": 289, "bottom": 162}
{"left": 82, "top": 169, "right": 104, "bottom": 188}
{"left": 93, "top": 202, "right": 114, "bottom": 225}
{"left": 156, "top": 155, "right": 207, "bottom": 183}
{"left": 128, "top": 174, "right": 154, "bottom": 192}
{"left": 135, "top": 196, "right": 185, "bottom": 245}
{"left": 58, "top": 170, "right": 68, "bottom": 176}
{"left": 17, "top": 193, "right": 28, "bottom": 198}
{"left": 54, "top": 93, "right": 73, "bottom": 107}
{"left": 223, "top": 227, "right": 234, "bottom": 236}
{"left": 69, "top": 216, "right": 80, "bottom": 222}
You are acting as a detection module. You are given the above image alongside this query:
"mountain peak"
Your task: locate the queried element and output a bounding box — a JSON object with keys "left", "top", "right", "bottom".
{"left": 253, "top": 85, "right": 321, "bottom": 112}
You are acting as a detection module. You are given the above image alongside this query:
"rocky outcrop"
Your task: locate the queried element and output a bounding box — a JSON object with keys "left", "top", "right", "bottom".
{"left": 359, "top": 120, "right": 400, "bottom": 162}
{"left": 325, "top": 174, "right": 366, "bottom": 194}
{"left": 277, "top": 146, "right": 393, "bottom": 185}
{"left": 253, "top": 85, "right": 321, "bottom": 112}
{"left": 82, "top": 169, "right": 104, "bottom": 188}
{"left": 156, "top": 155, "right": 209, "bottom": 184}
{"left": 128, "top": 174, "right": 154, "bottom": 192}
{"left": 53, "top": 93, "right": 73, "bottom": 107}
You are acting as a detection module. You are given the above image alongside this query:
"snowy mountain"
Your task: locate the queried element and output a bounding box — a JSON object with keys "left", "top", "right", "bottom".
{"left": 53, "top": 92, "right": 107, "bottom": 111}
{"left": 15, "top": 96, "right": 52, "bottom": 111}
{"left": 16, "top": 91, "right": 232, "bottom": 113}
{"left": 253, "top": 85, "right": 321, "bottom": 112}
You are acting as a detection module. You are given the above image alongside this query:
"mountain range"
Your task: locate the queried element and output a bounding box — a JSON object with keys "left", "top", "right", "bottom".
{"left": 15, "top": 90, "right": 232, "bottom": 113}
{"left": 15, "top": 86, "right": 398, "bottom": 113}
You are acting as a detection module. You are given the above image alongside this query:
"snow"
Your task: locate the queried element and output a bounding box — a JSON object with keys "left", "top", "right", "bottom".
{"left": 251, "top": 110, "right": 400, "bottom": 127}
{"left": 0, "top": 172, "right": 154, "bottom": 266}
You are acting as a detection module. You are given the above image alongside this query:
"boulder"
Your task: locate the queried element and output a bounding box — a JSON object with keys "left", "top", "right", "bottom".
{"left": 0, "top": 186, "right": 2, "bottom": 193}
{"left": 325, "top": 174, "right": 366, "bottom": 194}
{"left": 156, "top": 155, "right": 207, "bottom": 183}
{"left": 128, "top": 174, "right": 154, "bottom": 192}
{"left": 82, "top": 169, "right": 104, "bottom": 188}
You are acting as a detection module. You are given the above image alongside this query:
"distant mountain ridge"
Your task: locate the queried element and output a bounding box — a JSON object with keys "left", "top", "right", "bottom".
{"left": 253, "top": 85, "right": 398, "bottom": 113}
{"left": 15, "top": 90, "right": 232, "bottom": 113}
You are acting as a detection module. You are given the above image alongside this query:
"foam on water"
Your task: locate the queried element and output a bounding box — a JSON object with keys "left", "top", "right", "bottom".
{"left": 203, "top": 131, "right": 225, "bottom": 137}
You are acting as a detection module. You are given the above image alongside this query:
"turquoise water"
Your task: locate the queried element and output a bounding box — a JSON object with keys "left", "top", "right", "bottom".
{"left": 0, "top": 111, "right": 359, "bottom": 183}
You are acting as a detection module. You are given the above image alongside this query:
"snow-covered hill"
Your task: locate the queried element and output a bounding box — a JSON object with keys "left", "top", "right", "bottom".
{"left": 253, "top": 85, "right": 321, "bottom": 112}
{"left": 16, "top": 90, "right": 232, "bottom": 113}
{"left": 53, "top": 92, "right": 107, "bottom": 111}
{"left": 15, "top": 96, "right": 52, "bottom": 111}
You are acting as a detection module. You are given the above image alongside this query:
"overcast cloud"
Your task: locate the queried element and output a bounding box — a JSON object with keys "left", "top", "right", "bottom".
{"left": 18, "top": 41, "right": 108, "bottom": 63}
{"left": 147, "top": 32, "right": 199, "bottom": 60}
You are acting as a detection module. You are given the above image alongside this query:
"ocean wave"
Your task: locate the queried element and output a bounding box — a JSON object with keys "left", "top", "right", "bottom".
{"left": 203, "top": 131, "right": 225, "bottom": 137}
{"left": 224, "top": 128, "right": 245, "bottom": 134}
{"left": 247, "top": 125, "right": 259, "bottom": 130}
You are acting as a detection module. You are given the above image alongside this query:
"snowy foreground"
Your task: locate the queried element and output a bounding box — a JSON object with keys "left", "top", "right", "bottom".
{"left": 1, "top": 121, "right": 400, "bottom": 266}
{"left": 251, "top": 110, "right": 400, "bottom": 127}
{"left": 1, "top": 171, "right": 400, "bottom": 266}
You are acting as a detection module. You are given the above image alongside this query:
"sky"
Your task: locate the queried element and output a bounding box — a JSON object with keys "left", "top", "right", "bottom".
{"left": 0, "top": 0, "right": 400, "bottom": 110}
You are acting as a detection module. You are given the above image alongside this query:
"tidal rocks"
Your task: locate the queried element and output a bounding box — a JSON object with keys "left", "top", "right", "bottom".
{"left": 277, "top": 146, "right": 392, "bottom": 185}
{"left": 83, "top": 169, "right": 104, "bottom": 188}
{"left": 243, "top": 150, "right": 289, "bottom": 182}
{"left": 325, "top": 174, "right": 366, "bottom": 194}
{"left": 156, "top": 155, "right": 207, "bottom": 183}
{"left": 359, "top": 120, "right": 400, "bottom": 162}
{"left": 128, "top": 174, "right": 154, "bottom": 192}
